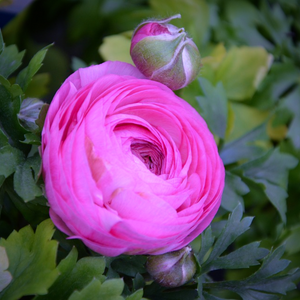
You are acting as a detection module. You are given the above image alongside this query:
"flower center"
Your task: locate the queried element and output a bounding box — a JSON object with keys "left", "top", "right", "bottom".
{"left": 130, "top": 140, "right": 164, "bottom": 175}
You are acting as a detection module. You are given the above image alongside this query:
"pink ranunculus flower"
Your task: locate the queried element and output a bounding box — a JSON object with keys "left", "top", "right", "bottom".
{"left": 41, "top": 61, "right": 225, "bottom": 257}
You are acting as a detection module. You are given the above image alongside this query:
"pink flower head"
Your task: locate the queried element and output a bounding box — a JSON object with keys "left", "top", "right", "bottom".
{"left": 130, "top": 14, "right": 201, "bottom": 90}
{"left": 41, "top": 61, "right": 224, "bottom": 256}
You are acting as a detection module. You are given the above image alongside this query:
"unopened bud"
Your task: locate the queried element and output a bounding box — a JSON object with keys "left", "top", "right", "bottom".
{"left": 130, "top": 14, "right": 201, "bottom": 90}
{"left": 146, "top": 246, "right": 197, "bottom": 288}
{"left": 18, "top": 98, "right": 49, "bottom": 132}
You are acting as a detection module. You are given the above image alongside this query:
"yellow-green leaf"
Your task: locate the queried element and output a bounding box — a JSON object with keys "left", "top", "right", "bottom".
{"left": 99, "top": 31, "right": 133, "bottom": 64}
{"left": 215, "top": 47, "right": 272, "bottom": 100}
{"left": 0, "top": 220, "right": 59, "bottom": 300}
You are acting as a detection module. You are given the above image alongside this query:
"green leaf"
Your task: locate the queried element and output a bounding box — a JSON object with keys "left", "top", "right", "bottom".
{"left": 200, "top": 204, "right": 254, "bottom": 273}
{"left": 251, "top": 61, "right": 300, "bottom": 110}
{"left": 68, "top": 279, "right": 104, "bottom": 300}
{"left": 225, "top": 102, "right": 270, "bottom": 142}
{"left": 57, "top": 247, "right": 78, "bottom": 274}
{"left": 224, "top": 0, "right": 273, "bottom": 51}
{"left": 0, "top": 76, "right": 29, "bottom": 149}
{"left": 236, "top": 148, "right": 298, "bottom": 222}
{"left": 21, "top": 133, "right": 41, "bottom": 145}
{"left": 233, "top": 289, "right": 280, "bottom": 300}
{"left": 214, "top": 46, "right": 272, "bottom": 100}
{"left": 0, "top": 45, "right": 25, "bottom": 79}
{"left": 99, "top": 31, "right": 133, "bottom": 64}
{"left": 249, "top": 245, "right": 290, "bottom": 280}
{"left": 202, "top": 291, "right": 228, "bottom": 300}
{"left": 196, "top": 78, "right": 228, "bottom": 139}
{"left": 34, "top": 248, "right": 106, "bottom": 300}
{"left": 111, "top": 256, "right": 147, "bottom": 277}
{"left": 0, "top": 247, "right": 12, "bottom": 292}
{"left": 0, "top": 127, "right": 25, "bottom": 183}
{"left": 221, "top": 171, "right": 249, "bottom": 211}
{"left": 197, "top": 227, "right": 215, "bottom": 265}
{"left": 67, "top": 278, "right": 122, "bottom": 300}
{"left": 283, "top": 87, "right": 300, "bottom": 149}
{"left": 133, "top": 273, "right": 145, "bottom": 291}
{"left": 69, "top": 278, "right": 124, "bottom": 300}
{"left": 126, "top": 289, "right": 144, "bottom": 300}
{"left": 16, "top": 44, "right": 53, "bottom": 92}
{"left": 204, "top": 246, "right": 300, "bottom": 299}
{"left": 209, "top": 242, "right": 268, "bottom": 271}
{"left": 259, "top": 1, "right": 291, "bottom": 45}
{"left": 285, "top": 225, "right": 300, "bottom": 255}
{"left": 4, "top": 183, "right": 49, "bottom": 227}
{"left": 220, "top": 123, "right": 269, "bottom": 165}
{"left": 0, "top": 145, "right": 24, "bottom": 178}
{"left": 14, "top": 152, "right": 43, "bottom": 202}
{"left": 197, "top": 275, "right": 203, "bottom": 298}
{"left": 245, "top": 267, "right": 300, "bottom": 296}
{"left": 0, "top": 219, "right": 59, "bottom": 300}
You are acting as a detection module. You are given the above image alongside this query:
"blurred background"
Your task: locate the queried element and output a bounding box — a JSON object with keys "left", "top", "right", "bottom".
{"left": 1, "top": 0, "right": 299, "bottom": 99}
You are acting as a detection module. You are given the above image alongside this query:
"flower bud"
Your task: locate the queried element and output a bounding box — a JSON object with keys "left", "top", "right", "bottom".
{"left": 18, "top": 98, "right": 49, "bottom": 132}
{"left": 130, "top": 14, "right": 201, "bottom": 90}
{"left": 146, "top": 246, "right": 197, "bottom": 288}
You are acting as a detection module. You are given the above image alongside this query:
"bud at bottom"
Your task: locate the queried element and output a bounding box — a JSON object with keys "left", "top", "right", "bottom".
{"left": 146, "top": 246, "right": 197, "bottom": 288}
